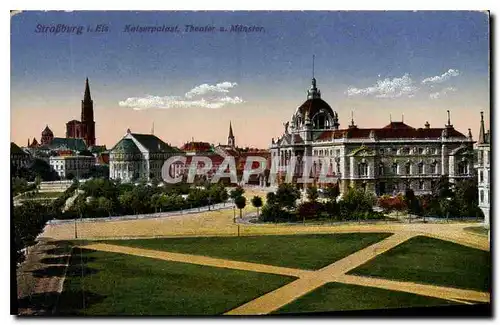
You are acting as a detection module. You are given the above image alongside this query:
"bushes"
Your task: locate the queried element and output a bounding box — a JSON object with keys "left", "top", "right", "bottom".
{"left": 259, "top": 204, "right": 296, "bottom": 223}
{"left": 297, "top": 201, "right": 323, "bottom": 222}
{"left": 338, "top": 187, "right": 376, "bottom": 219}
{"left": 378, "top": 194, "right": 406, "bottom": 213}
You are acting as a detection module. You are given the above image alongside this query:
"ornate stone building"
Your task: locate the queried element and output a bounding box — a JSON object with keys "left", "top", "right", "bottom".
{"left": 475, "top": 112, "right": 490, "bottom": 227}
{"left": 270, "top": 77, "right": 475, "bottom": 195}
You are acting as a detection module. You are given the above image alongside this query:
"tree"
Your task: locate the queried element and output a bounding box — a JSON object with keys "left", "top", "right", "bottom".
{"left": 306, "top": 185, "right": 319, "bottom": 202}
{"left": 97, "top": 197, "right": 113, "bottom": 216}
{"left": 455, "top": 179, "right": 479, "bottom": 217}
{"left": 404, "top": 189, "right": 421, "bottom": 221}
{"left": 266, "top": 192, "right": 277, "bottom": 205}
{"left": 338, "top": 187, "right": 376, "bottom": 220}
{"left": 251, "top": 196, "right": 263, "bottom": 217}
{"left": 275, "top": 183, "right": 301, "bottom": 210}
{"left": 324, "top": 182, "right": 340, "bottom": 202}
{"left": 297, "top": 201, "right": 322, "bottom": 223}
{"left": 230, "top": 186, "right": 245, "bottom": 201}
{"left": 234, "top": 195, "right": 247, "bottom": 218}
{"left": 433, "top": 175, "right": 454, "bottom": 200}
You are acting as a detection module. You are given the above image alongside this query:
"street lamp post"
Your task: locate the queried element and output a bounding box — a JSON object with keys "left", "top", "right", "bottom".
{"left": 445, "top": 197, "right": 452, "bottom": 223}
{"left": 233, "top": 205, "right": 236, "bottom": 223}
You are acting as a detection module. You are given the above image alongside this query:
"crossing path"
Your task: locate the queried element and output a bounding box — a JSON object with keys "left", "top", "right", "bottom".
{"left": 81, "top": 231, "right": 490, "bottom": 315}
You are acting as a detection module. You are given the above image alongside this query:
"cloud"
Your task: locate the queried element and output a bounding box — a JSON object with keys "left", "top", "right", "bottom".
{"left": 346, "top": 73, "right": 418, "bottom": 99}
{"left": 184, "top": 81, "right": 238, "bottom": 98}
{"left": 421, "top": 69, "right": 460, "bottom": 84}
{"left": 429, "top": 87, "right": 457, "bottom": 99}
{"left": 119, "top": 81, "right": 244, "bottom": 110}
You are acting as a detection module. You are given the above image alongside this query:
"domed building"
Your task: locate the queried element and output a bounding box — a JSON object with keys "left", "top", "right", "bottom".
{"left": 270, "top": 76, "right": 475, "bottom": 195}
{"left": 109, "top": 129, "right": 182, "bottom": 183}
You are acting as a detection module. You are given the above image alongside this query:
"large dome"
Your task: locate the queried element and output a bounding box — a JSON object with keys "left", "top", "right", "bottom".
{"left": 292, "top": 78, "right": 339, "bottom": 130}
{"left": 296, "top": 97, "right": 335, "bottom": 120}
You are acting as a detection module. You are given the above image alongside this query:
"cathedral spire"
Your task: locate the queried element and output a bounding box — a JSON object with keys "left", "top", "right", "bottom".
{"left": 84, "top": 77, "right": 91, "bottom": 102}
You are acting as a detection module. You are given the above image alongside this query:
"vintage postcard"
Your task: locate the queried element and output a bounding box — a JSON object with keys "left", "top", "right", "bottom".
{"left": 11, "top": 10, "right": 491, "bottom": 316}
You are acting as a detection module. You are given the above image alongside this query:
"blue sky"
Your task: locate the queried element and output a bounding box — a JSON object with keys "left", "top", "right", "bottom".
{"left": 11, "top": 11, "right": 490, "bottom": 147}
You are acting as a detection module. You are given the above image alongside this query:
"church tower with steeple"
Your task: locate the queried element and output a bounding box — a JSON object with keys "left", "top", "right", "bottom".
{"left": 81, "top": 78, "right": 96, "bottom": 146}
{"left": 66, "top": 78, "right": 96, "bottom": 147}
{"left": 227, "top": 122, "right": 235, "bottom": 148}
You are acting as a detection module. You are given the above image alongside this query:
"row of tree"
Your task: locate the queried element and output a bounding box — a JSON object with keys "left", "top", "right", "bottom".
{"left": 378, "top": 176, "right": 483, "bottom": 219}
{"left": 259, "top": 183, "right": 384, "bottom": 223}
{"left": 59, "top": 179, "right": 231, "bottom": 219}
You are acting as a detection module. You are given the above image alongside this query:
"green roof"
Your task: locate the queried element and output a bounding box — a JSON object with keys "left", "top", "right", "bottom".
{"left": 131, "top": 133, "right": 181, "bottom": 153}
{"left": 49, "top": 137, "right": 87, "bottom": 151}
{"left": 111, "top": 138, "right": 142, "bottom": 155}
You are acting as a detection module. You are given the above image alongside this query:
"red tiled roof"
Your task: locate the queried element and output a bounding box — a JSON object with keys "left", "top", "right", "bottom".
{"left": 316, "top": 124, "right": 466, "bottom": 140}
{"left": 181, "top": 141, "right": 212, "bottom": 152}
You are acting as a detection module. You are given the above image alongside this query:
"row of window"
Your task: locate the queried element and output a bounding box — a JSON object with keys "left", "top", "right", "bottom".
{"left": 357, "top": 161, "right": 469, "bottom": 177}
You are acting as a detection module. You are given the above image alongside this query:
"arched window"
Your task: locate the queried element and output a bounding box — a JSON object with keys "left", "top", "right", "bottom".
{"left": 392, "top": 162, "right": 398, "bottom": 175}
{"left": 458, "top": 161, "right": 468, "bottom": 175}
{"left": 312, "top": 112, "right": 331, "bottom": 129}
{"left": 378, "top": 163, "right": 385, "bottom": 176}
{"left": 418, "top": 162, "right": 424, "bottom": 175}
{"left": 405, "top": 163, "right": 411, "bottom": 175}
{"left": 358, "top": 162, "right": 368, "bottom": 177}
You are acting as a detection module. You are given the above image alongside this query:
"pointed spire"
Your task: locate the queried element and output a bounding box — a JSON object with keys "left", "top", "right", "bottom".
{"left": 307, "top": 55, "right": 320, "bottom": 99}
{"left": 349, "top": 111, "right": 357, "bottom": 129}
{"left": 84, "top": 77, "right": 91, "bottom": 102}
{"left": 312, "top": 54, "right": 315, "bottom": 79}
{"left": 447, "top": 110, "right": 451, "bottom": 125}
{"left": 228, "top": 121, "right": 234, "bottom": 138}
{"left": 27, "top": 138, "right": 30, "bottom": 147}
{"left": 478, "top": 111, "right": 486, "bottom": 144}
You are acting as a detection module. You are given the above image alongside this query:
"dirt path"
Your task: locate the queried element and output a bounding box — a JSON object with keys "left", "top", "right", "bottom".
{"left": 16, "top": 241, "right": 72, "bottom": 316}
{"left": 337, "top": 275, "right": 490, "bottom": 304}
{"left": 224, "top": 232, "right": 416, "bottom": 315}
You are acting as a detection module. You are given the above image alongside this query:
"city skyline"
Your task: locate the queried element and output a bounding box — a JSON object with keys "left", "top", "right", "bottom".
{"left": 11, "top": 11, "right": 490, "bottom": 148}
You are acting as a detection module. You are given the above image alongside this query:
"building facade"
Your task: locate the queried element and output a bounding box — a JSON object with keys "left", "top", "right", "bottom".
{"left": 270, "top": 77, "right": 475, "bottom": 195}
{"left": 475, "top": 112, "right": 490, "bottom": 227}
{"left": 11, "top": 142, "right": 31, "bottom": 169}
{"left": 109, "top": 129, "right": 181, "bottom": 183}
{"left": 49, "top": 155, "right": 95, "bottom": 179}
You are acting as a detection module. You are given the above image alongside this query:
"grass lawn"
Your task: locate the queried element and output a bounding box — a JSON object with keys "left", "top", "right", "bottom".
{"left": 274, "top": 282, "right": 458, "bottom": 314}
{"left": 102, "top": 233, "right": 392, "bottom": 270}
{"left": 348, "top": 236, "right": 491, "bottom": 291}
{"left": 56, "top": 248, "right": 295, "bottom": 316}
